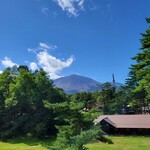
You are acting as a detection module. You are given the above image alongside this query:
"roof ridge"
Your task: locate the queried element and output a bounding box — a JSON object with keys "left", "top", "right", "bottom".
{"left": 104, "top": 117, "right": 117, "bottom": 128}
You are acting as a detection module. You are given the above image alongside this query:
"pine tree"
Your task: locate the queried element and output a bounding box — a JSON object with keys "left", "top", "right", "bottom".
{"left": 126, "top": 18, "right": 150, "bottom": 112}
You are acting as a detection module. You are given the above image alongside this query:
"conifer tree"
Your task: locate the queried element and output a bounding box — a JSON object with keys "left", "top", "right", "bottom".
{"left": 126, "top": 18, "right": 150, "bottom": 111}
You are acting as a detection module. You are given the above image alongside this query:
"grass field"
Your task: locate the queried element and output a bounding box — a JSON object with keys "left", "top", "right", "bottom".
{"left": 86, "top": 136, "right": 150, "bottom": 150}
{"left": 0, "top": 136, "right": 150, "bottom": 150}
{"left": 0, "top": 137, "right": 53, "bottom": 150}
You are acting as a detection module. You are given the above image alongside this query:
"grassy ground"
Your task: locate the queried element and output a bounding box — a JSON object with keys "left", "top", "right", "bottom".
{"left": 86, "top": 136, "right": 150, "bottom": 150}
{"left": 0, "top": 137, "right": 54, "bottom": 150}
{"left": 0, "top": 136, "right": 150, "bottom": 150}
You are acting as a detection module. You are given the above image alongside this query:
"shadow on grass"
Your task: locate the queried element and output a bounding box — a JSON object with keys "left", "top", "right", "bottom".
{"left": 3, "top": 136, "right": 56, "bottom": 149}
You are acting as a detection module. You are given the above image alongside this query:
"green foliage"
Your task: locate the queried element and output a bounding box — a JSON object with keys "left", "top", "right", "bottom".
{"left": 0, "top": 66, "right": 107, "bottom": 149}
{"left": 127, "top": 18, "right": 150, "bottom": 93}
{"left": 46, "top": 91, "right": 105, "bottom": 150}
{"left": 53, "top": 126, "right": 102, "bottom": 150}
{"left": 100, "top": 83, "right": 116, "bottom": 114}
{"left": 126, "top": 17, "right": 150, "bottom": 112}
{"left": 0, "top": 66, "right": 67, "bottom": 139}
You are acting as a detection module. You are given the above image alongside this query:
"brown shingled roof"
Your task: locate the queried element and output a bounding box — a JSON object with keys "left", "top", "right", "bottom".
{"left": 94, "top": 115, "right": 150, "bottom": 129}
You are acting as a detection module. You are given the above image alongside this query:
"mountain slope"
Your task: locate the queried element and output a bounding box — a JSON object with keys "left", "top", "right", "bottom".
{"left": 53, "top": 74, "right": 102, "bottom": 94}
{"left": 53, "top": 74, "right": 124, "bottom": 94}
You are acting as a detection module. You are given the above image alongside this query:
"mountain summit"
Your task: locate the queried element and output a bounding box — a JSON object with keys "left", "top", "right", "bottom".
{"left": 53, "top": 74, "right": 102, "bottom": 94}
{"left": 53, "top": 74, "right": 124, "bottom": 94}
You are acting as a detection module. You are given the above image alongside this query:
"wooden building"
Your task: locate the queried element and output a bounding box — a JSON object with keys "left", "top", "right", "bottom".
{"left": 94, "top": 115, "right": 150, "bottom": 135}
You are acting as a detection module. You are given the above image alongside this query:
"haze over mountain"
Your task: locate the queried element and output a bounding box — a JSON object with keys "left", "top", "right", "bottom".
{"left": 54, "top": 74, "right": 123, "bottom": 94}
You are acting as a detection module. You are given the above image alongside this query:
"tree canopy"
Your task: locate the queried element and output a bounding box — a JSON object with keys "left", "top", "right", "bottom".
{"left": 126, "top": 18, "right": 150, "bottom": 112}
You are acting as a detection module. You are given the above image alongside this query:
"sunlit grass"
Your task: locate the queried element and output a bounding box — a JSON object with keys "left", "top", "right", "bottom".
{"left": 0, "top": 136, "right": 54, "bottom": 150}
{"left": 0, "top": 142, "right": 47, "bottom": 150}
{"left": 86, "top": 136, "right": 150, "bottom": 150}
{"left": 0, "top": 136, "right": 150, "bottom": 150}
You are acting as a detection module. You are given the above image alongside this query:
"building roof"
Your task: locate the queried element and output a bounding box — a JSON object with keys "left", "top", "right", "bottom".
{"left": 94, "top": 115, "right": 150, "bottom": 129}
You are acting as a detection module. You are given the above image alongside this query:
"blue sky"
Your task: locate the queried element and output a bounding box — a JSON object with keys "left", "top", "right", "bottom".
{"left": 0, "top": 0, "right": 150, "bottom": 83}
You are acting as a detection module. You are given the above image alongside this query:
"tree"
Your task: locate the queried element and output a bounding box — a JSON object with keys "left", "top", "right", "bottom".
{"left": 126, "top": 18, "right": 150, "bottom": 112}
{"left": 45, "top": 95, "right": 104, "bottom": 150}
{"left": 0, "top": 69, "right": 13, "bottom": 109}
{"left": 0, "top": 66, "right": 112, "bottom": 146}
{"left": 0, "top": 69, "right": 14, "bottom": 139}
{"left": 34, "top": 69, "right": 67, "bottom": 137}
{"left": 0, "top": 66, "right": 67, "bottom": 139}
{"left": 70, "top": 92, "right": 95, "bottom": 110}
{"left": 100, "top": 83, "right": 116, "bottom": 114}
{"left": 3, "top": 67, "right": 37, "bottom": 137}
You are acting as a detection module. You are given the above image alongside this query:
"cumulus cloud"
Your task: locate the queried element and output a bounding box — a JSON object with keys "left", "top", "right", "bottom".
{"left": 28, "top": 42, "right": 75, "bottom": 79}
{"left": 53, "top": 0, "right": 85, "bottom": 16}
{"left": 27, "top": 43, "right": 57, "bottom": 54}
{"left": 2, "top": 57, "right": 18, "bottom": 68}
{"left": 37, "top": 50, "right": 74, "bottom": 72}
{"left": 48, "top": 72, "right": 63, "bottom": 80}
{"left": 37, "top": 50, "right": 74, "bottom": 79}
{"left": 29, "top": 62, "right": 38, "bottom": 71}
{"left": 0, "top": 70, "right": 3, "bottom": 74}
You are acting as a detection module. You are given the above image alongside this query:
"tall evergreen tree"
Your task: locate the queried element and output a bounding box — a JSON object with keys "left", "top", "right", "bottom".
{"left": 126, "top": 18, "right": 150, "bottom": 112}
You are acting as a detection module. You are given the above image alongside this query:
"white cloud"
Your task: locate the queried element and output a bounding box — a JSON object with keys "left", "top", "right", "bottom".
{"left": 1, "top": 57, "right": 18, "bottom": 68}
{"left": 54, "top": 0, "right": 85, "bottom": 16}
{"left": 78, "top": 0, "right": 84, "bottom": 9}
{"left": 39, "top": 42, "right": 51, "bottom": 50}
{"left": 28, "top": 43, "right": 57, "bottom": 54}
{"left": 0, "top": 70, "right": 3, "bottom": 74}
{"left": 39, "top": 42, "right": 57, "bottom": 51}
{"left": 29, "top": 62, "right": 38, "bottom": 71}
{"left": 28, "top": 42, "right": 75, "bottom": 79}
{"left": 37, "top": 50, "right": 74, "bottom": 79}
{"left": 48, "top": 72, "right": 63, "bottom": 80}
{"left": 27, "top": 48, "right": 37, "bottom": 53}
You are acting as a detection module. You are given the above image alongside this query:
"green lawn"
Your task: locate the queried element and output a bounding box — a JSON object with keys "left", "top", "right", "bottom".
{"left": 0, "top": 137, "right": 54, "bottom": 150}
{"left": 0, "top": 136, "right": 150, "bottom": 150}
{"left": 86, "top": 136, "right": 150, "bottom": 150}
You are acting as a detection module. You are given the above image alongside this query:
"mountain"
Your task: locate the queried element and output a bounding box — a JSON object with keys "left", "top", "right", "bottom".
{"left": 53, "top": 74, "right": 124, "bottom": 94}
{"left": 53, "top": 74, "right": 102, "bottom": 94}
